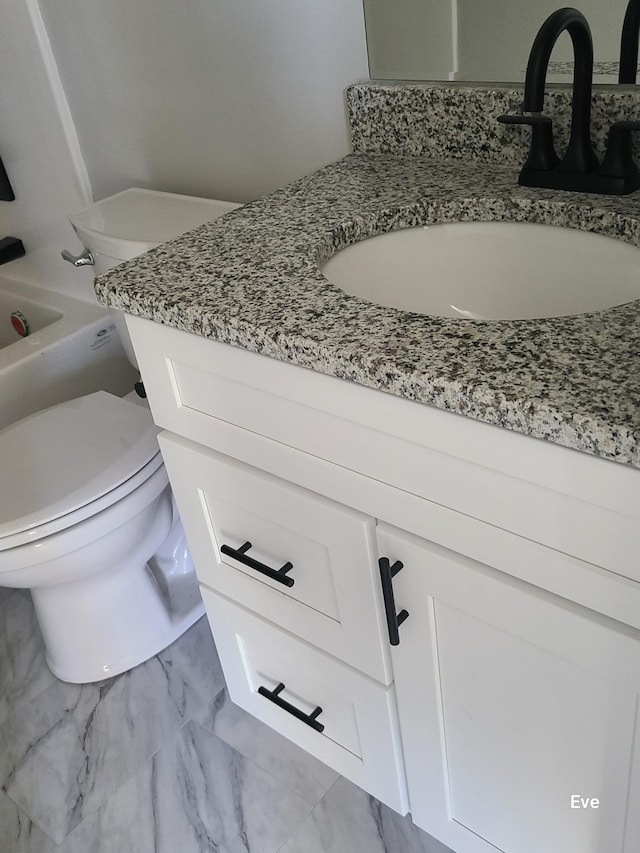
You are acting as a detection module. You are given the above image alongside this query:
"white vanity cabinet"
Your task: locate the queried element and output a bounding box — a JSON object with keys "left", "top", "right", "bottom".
{"left": 127, "top": 314, "right": 640, "bottom": 853}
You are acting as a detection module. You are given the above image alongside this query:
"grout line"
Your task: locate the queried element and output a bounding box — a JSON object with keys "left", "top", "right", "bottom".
{"left": 274, "top": 776, "right": 343, "bottom": 852}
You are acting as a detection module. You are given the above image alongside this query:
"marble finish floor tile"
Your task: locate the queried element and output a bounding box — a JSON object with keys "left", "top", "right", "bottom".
{"left": 0, "top": 789, "right": 55, "bottom": 853}
{"left": 278, "top": 776, "right": 453, "bottom": 853}
{"left": 0, "top": 616, "right": 225, "bottom": 844}
{"left": 56, "top": 719, "right": 313, "bottom": 853}
{"left": 195, "top": 688, "right": 339, "bottom": 806}
{"left": 0, "top": 590, "right": 57, "bottom": 725}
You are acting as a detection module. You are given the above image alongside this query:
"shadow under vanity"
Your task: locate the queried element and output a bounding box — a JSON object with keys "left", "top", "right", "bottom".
{"left": 94, "top": 81, "right": 640, "bottom": 853}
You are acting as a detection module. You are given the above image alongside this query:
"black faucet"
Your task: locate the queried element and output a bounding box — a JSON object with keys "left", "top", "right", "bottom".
{"left": 525, "top": 8, "right": 598, "bottom": 175}
{"left": 499, "top": 8, "right": 599, "bottom": 190}
{"left": 619, "top": 0, "right": 640, "bottom": 83}
{"left": 500, "top": 6, "right": 640, "bottom": 195}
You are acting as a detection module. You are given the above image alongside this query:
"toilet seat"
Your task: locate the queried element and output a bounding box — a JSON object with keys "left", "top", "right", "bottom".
{"left": 0, "top": 392, "right": 162, "bottom": 550}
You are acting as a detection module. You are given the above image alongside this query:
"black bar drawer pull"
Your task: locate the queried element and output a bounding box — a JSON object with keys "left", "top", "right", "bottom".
{"left": 258, "top": 682, "right": 324, "bottom": 732}
{"left": 220, "top": 541, "right": 295, "bottom": 587}
{"left": 379, "top": 557, "right": 409, "bottom": 646}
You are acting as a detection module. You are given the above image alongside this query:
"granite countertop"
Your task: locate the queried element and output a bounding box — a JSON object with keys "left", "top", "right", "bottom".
{"left": 94, "top": 154, "right": 640, "bottom": 468}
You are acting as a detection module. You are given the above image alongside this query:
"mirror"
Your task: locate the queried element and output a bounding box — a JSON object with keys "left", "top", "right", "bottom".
{"left": 363, "top": 1, "right": 633, "bottom": 83}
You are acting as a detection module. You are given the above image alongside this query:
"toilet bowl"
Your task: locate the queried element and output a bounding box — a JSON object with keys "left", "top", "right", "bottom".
{"left": 0, "top": 189, "right": 241, "bottom": 683}
{"left": 0, "top": 392, "right": 204, "bottom": 683}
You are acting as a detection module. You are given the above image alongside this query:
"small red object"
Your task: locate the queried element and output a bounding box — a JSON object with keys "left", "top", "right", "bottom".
{"left": 10, "top": 311, "right": 29, "bottom": 337}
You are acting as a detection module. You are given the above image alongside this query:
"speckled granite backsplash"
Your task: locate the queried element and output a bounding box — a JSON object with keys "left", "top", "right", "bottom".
{"left": 347, "top": 81, "right": 640, "bottom": 163}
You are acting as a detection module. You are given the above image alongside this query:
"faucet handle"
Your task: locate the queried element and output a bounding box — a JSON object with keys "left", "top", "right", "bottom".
{"left": 599, "top": 120, "right": 640, "bottom": 178}
{"left": 498, "top": 114, "right": 560, "bottom": 171}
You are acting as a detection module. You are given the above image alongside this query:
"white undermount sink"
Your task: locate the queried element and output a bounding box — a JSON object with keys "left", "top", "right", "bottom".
{"left": 321, "top": 221, "right": 640, "bottom": 320}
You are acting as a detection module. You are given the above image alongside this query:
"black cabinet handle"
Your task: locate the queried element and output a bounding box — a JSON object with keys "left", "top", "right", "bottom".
{"left": 258, "top": 682, "right": 324, "bottom": 732}
{"left": 379, "top": 557, "right": 409, "bottom": 646}
{"left": 220, "top": 541, "right": 294, "bottom": 587}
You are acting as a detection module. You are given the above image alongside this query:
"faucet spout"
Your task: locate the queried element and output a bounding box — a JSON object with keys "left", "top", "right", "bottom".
{"left": 523, "top": 7, "right": 598, "bottom": 174}
{"left": 619, "top": 0, "right": 640, "bottom": 83}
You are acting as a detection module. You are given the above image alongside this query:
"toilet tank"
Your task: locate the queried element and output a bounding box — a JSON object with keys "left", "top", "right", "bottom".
{"left": 67, "top": 188, "right": 242, "bottom": 365}
{"left": 68, "top": 188, "right": 242, "bottom": 275}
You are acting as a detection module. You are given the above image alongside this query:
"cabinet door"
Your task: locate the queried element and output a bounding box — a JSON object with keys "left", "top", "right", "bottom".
{"left": 378, "top": 523, "right": 640, "bottom": 853}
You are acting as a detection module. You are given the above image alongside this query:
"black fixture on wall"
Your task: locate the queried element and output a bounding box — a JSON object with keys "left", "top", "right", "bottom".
{"left": 0, "top": 149, "right": 26, "bottom": 264}
{"left": 499, "top": 1, "right": 640, "bottom": 195}
{"left": 0, "top": 154, "right": 15, "bottom": 201}
{"left": 0, "top": 236, "right": 25, "bottom": 264}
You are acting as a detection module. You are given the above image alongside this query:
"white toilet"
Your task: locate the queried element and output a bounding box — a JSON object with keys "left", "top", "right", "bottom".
{"left": 0, "top": 188, "right": 241, "bottom": 684}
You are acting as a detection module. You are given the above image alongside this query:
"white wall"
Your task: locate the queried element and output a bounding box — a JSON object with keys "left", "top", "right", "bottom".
{"left": 0, "top": 0, "right": 93, "bottom": 294}
{"left": 37, "top": 0, "right": 370, "bottom": 204}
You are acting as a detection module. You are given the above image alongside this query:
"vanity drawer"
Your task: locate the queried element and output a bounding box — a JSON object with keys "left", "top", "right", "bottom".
{"left": 201, "top": 587, "right": 408, "bottom": 815}
{"left": 159, "top": 432, "right": 392, "bottom": 684}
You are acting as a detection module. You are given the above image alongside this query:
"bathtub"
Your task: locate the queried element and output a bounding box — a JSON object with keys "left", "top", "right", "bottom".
{"left": 0, "top": 275, "right": 138, "bottom": 430}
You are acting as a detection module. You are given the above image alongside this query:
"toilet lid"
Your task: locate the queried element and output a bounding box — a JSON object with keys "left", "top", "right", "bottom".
{"left": 0, "top": 392, "right": 161, "bottom": 541}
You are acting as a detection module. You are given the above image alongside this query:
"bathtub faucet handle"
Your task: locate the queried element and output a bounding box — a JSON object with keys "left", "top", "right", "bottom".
{"left": 61, "top": 248, "right": 94, "bottom": 267}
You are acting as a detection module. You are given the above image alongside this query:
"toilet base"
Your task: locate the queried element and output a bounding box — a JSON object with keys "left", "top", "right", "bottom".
{"left": 29, "top": 492, "right": 205, "bottom": 684}
{"left": 42, "top": 598, "right": 205, "bottom": 684}
{"left": 33, "top": 550, "right": 205, "bottom": 683}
